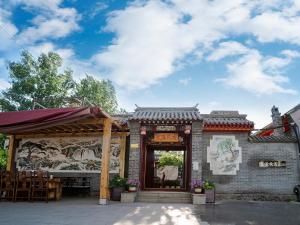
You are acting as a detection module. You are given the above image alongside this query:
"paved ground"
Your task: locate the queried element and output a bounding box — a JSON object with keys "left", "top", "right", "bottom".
{"left": 0, "top": 198, "right": 300, "bottom": 225}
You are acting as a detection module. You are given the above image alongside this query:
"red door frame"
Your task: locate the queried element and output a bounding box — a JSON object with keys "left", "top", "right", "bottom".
{"left": 139, "top": 135, "right": 191, "bottom": 191}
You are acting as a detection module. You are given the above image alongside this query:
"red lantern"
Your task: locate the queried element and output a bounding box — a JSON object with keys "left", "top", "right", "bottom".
{"left": 184, "top": 125, "right": 191, "bottom": 134}
{"left": 140, "top": 126, "right": 147, "bottom": 135}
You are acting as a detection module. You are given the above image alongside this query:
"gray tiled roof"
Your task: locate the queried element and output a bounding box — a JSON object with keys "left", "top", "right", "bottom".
{"left": 202, "top": 111, "right": 254, "bottom": 126}
{"left": 249, "top": 135, "right": 297, "bottom": 143}
{"left": 130, "top": 107, "right": 201, "bottom": 121}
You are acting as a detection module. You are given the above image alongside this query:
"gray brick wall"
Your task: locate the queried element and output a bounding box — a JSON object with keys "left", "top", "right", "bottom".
{"left": 128, "top": 121, "right": 141, "bottom": 179}
{"left": 201, "top": 132, "right": 300, "bottom": 196}
{"left": 191, "top": 121, "right": 203, "bottom": 179}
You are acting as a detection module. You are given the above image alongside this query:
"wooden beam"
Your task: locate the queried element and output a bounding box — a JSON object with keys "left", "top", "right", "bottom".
{"left": 6, "top": 135, "right": 15, "bottom": 172}
{"left": 119, "top": 133, "right": 127, "bottom": 178}
{"left": 68, "top": 118, "right": 104, "bottom": 125}
{"left": 15, "top": 132, "right": 129, "bottom": 139}
{"left": 99, "top": 118, "right": 112, "bottom": 205}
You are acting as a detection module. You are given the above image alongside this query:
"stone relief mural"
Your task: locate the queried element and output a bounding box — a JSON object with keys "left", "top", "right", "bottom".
{"left": 16, "top": 136, "right": 121, "bottom": 173}
{"left": 207, "top": 135, "right": 242, "bottom": 175}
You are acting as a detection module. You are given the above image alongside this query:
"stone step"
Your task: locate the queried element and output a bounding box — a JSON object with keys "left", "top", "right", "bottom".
{"left": 137, "top": 191, "right": 192, "bottom": 203}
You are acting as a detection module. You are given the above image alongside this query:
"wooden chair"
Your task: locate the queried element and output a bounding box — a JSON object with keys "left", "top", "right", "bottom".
{"left": 1, "top": 172, "right": 15, "bottom": 201}
{"left": 31, "top": 171, "right": 54, "bottom": 202}
{"left": 14, "top": 171, "right": 31, "bottom": 202}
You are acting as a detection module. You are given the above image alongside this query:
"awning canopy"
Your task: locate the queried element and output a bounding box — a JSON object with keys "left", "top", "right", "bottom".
{"left": 0, "top": 107, "right": 123, "bottom": 135}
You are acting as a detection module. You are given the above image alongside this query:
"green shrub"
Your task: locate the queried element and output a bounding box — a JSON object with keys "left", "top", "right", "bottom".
{"left": 158, "top": 152, "right": 183, "bottom": 167}
{"left": 0, "top": 147, "right": 7, "bottom": 170}
{"left": 203, "top": 180, "right": 215, "bottom": 190}
{"left": 109, "top": 175, "right": 126, "bottom": 188}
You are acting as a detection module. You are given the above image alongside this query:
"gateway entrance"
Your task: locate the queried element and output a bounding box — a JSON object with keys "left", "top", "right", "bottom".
{"left": 140, "top": 126, "right": 191, "bottom": 191}
{"left": 144, "top": 146, "right": 188, "bottom": 190}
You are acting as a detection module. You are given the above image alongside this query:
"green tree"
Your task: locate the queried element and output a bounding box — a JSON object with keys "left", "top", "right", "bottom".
{"left": 75, "top": 75, "right": 118, "bottom": 114}
{"left": 0, "top": 51, "right": 75, "bottom": 111}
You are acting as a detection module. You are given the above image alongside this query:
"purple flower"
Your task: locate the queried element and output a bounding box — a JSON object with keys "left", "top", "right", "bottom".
{"left": 127, "top": 179, "right": 140, "bottom": 187}
{"left": 190, "top": 179, "right": 203, "bottom": 188}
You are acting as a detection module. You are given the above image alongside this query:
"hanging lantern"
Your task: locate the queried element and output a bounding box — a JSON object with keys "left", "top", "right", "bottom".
{"left": 184, "top": 125, "right": 191, "bottom": 134}
{"left": 140, "top": 126, "right": 147, "bottom": 135}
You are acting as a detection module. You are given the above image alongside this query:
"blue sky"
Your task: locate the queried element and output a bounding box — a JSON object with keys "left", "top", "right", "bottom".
{"left": 0, "top": 0, "right": 300, "bottom": 128}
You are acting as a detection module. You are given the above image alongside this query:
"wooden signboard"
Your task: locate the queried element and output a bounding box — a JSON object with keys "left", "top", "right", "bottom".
{"left": 153, "top": 133, "right": 179, "bottom": 142}
{"left": 156, "top": 126, "right": 176, "bottom": 131}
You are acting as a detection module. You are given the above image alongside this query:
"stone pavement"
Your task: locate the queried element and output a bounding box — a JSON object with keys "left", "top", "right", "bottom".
{"left": 0, "top": 198, "right": 300, "bottom": 225}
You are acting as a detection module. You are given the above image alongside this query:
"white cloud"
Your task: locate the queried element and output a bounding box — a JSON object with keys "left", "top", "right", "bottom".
{"left": 178, "top": 77, "right": 191, "bottom": 86}
{"left": 0, "top": 79, "right": 10, "bottom": 90}
{"left": 247, "top": 11, "right": 300, "bottom": 45}
{"left": 218, "top": 50, "right": 297, "bottom": 95}
{"left": 1, "top": 0, "right": 80, "bottom": 46}
{"left": 207, "top": 41, "right": 250, "bottom": 61}
{"left": 1, "top": 0, "right": 300, "bottom": 97}
{"left": 17, "top": 6, "right": 80, "bottom": 44}
{"left": 0, "top": 8, "right": 18, "bottom": 51}
{"left": 91, "top": 0, "right": 300, "bottom": 92}
{"left": 88, "top": 2, "right": 108, "bottom": 19}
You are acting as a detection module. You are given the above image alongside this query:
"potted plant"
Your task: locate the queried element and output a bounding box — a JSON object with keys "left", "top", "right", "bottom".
{"left": 191, "top": 179, "right": 205, "bottom": 204}
{"left": 164, "top": 180, "right": 171, "bottom": 188}
{"left": 127, "top": 179, "right": 139, "bottom": 192}
{"left": 191, "top": 179, "right": 204, "bottom": 194}
{"left": 204, "top": 180, "right": 215, "bottom": 203}
{"left": 110, "top": 175, "right": 126, "bottom": 201}
{"left": 174, "top": 180, "right": 180, "bottom": 189}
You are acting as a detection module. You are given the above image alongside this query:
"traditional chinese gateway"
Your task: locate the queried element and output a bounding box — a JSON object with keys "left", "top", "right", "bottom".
{"left": 0, "top": 105, "right": 299, "bottom": 203}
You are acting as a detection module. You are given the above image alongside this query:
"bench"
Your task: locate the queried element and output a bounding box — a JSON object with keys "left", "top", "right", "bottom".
{"left": 61, "top": 177, "right": 91, "bottom": 196}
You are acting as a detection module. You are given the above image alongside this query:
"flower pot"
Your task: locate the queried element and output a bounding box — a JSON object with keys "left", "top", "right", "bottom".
{"left": 121, "top": 192, "right": 137, "bottom": 203}
{"left": 194, "top": 188, "right": 202, "bottom": 194}
{"left": 205, "top": 188, "right": 215, "bottom": 203}
{"left": 110, "top": 187, "right": 124, "bottom": 201}
{"left": 128, "top": 186, "right": 137, "bottom": 192}
{"left": 192, "top": 194, "right": 206, "bottom": 205}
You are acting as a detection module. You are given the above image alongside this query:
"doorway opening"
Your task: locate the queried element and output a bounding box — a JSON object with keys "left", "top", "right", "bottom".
{"left": 144, "top": 146, "right": 188, "bottom": 191}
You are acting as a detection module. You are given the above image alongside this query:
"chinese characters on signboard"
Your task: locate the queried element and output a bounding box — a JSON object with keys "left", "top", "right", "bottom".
{"left": 153, "top": 133, "right": 179, "bottom": 142}
{"left": 258, "top": 160, "right": 286, "bottom": 168}
{"left": 156, "top": 126, "right": 176, "bottom": 131}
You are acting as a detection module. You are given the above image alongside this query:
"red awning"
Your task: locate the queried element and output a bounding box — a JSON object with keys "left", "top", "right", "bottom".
{"left": 0, "top": 107, "right": 113, "bottom": 134}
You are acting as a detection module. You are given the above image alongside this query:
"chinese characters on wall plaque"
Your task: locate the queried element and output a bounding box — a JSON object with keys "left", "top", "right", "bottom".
{"left": 258, "top": 160, "right": 286, "bottom": 168}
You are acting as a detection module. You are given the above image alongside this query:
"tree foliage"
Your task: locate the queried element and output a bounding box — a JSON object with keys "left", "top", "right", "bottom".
{"left": 158, "top": 152, "right": 183, "bottom": 167}
{"left": 0, "top": 51, "right": 119, "bottom": 114}
{"left": 0, "top": 51, "right": 75, "bottom": 111}
{"left": 75, "top": 75, "right": 118, "bottom": 114}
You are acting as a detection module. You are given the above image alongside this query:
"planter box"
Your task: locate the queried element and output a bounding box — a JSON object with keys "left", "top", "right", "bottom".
{"left": 110, "top": 187, "right": 125, "bottom": 201}
{"left": 192, "top": 194, "right": 206, "bottom": 205}
{"left": 121, "top": 192, "right": 137, "bottom": 203}
{"left": 205, "top": 189, "right": 215, "bottom": 203}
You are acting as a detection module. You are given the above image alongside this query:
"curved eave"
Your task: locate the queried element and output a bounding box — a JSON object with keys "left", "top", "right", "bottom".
{"left": 203, "top": 123, "right": 254, "bottom": 132}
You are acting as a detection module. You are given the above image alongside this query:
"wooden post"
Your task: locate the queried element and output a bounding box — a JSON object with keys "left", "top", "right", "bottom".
{"left": 119, "top": 133, "right": 127, "bottom": 178}
{"left": 99, "top": 118, "right": 112, "bottom": 205}
{"left": 6, "top": 135, "right": 15, "bottom": 172}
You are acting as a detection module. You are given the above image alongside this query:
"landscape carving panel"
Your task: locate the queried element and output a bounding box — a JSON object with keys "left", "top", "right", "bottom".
{"left": 16, "top": 136, "right": 121, "bottom": 173}
{"left": 207, "top": 135, "right": 242, "bottom": 175}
